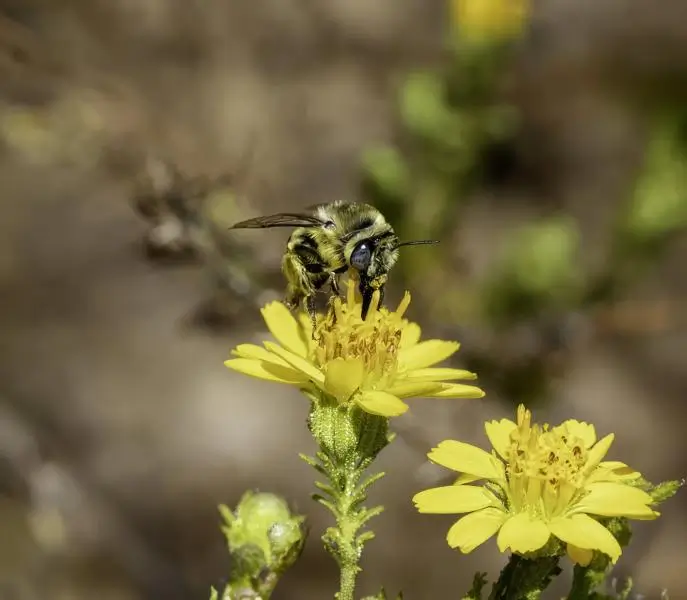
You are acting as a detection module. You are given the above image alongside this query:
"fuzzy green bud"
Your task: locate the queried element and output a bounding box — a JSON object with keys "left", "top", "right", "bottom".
{"left": 216, "top": 491, "right": 306, "bottom": 597}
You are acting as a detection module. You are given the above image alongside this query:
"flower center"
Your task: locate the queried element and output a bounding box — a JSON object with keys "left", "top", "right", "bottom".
{"left": 310, "top": 279, "right": 407, "bottom": 381}
{"left": 504, "top": 406, "right": 589, "bottom": 518}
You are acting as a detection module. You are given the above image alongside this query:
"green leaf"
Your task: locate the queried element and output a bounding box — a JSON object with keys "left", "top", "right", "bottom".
{"left": 358, "top": 505, "right": 385, "bottom": 527}
{"left": 649, "top": 479, "right": 685, "bottom": 503}
{"left": 356, "top": 531, "right": 376, "bottom": 546}
{"left": 314, "top": 480, "right": 336, "bottom": 497}
{"left": 299, "top": 453, "right": 326, "bottom": 474}
{"left": 218, "top": 504, "right": 234, "bottom": 526}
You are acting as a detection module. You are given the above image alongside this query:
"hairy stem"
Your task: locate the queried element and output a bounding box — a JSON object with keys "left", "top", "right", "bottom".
{"left": 567, "top": 572, "right": 589, "bottom": 599}
{"left": 304, "top": 401, "right": 389, "bottom": 600}
{"left": 315, "top": 454, "right": 384, "bottom": 600}
{"left": 488, "top": 554, "right": 561, "bottom": 600}
{"left": 338, "top": 556, "right": 358, "bottom": 600}
{"left": 332, "top": 464, "right": 364, "bottom": 600}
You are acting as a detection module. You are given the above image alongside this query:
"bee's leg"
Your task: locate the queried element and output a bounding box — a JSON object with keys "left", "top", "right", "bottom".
{"left": 305, "top": 295, "right": 318, "bottom": 337}
{"left": 283, "top": 293, "right": 298, "bottom": 311}
{"left": 282, "top": 250, "right": 309, "bottom": 311}
{"left": 283, "top": 282, "right": 303, "bottom": 312}
{"left": 377, "top": 284, "right": 385, "bottom": 309}
{"left": 329, "top": 273, "right": 341, "bottom": 297}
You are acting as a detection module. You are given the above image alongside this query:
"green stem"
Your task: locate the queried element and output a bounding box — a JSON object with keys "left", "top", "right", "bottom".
{"left": 488, "top": 554, "right": 561, "bottom": 600}
{"left": 566, "top": 553, "right": 614, "bottom": 600}
{"left": 317, "top": 452, "right": 384, "bottom": 600}
{"left": 331, "top": 463, "right": 365, "bottom": 600}
{"left": 304, "top": 399, "right": 390, "bottom": 600}
{"left": 338, "top": 557, "right": 358, "bottom": 600}
{"left": 567, "top": 565, "right": 595, "bottom": 600}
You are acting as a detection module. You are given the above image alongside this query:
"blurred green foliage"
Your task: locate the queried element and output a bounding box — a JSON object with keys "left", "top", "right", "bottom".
{"left": 483, "top": 216, "right": 582, "bottom": 326}
{"left": 360, "top": 30, "right": 687, "bottom": 407}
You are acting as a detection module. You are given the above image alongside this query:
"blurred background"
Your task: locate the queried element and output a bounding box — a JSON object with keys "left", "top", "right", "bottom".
{"left": 0, "top": 0, "right": 686, "bottom": 598}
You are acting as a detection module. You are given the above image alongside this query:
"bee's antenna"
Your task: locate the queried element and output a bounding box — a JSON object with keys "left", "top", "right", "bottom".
{"left": 396, "top": 240, "right": 440, "bottom": 248}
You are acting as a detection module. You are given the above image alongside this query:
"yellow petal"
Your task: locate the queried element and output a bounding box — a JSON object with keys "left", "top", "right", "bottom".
{"left": 566, "top": 544, "right": 594, "bottom": 566}
{"left": 263, "top": 342, "right": 325, "bottom": 384}
{"left": 386, "top": 381, "right": 445, "bottom": 399}
{"left": 598, "top": 460, "right": 637, "bottom": 473}
{"left": 224, "top": 358, "right": 306, "bottom": 384}
{"left": 400, "top": 322, "right": 421, "bottom": 348}
{"left": 587, "top": 461, "right": 641, "bottom": 484}
{"left": 497, "top": 513, "right": 550, "bottom": 554}
{"left": 447, "top": 507, "right": 507, "bottom": 552}
{"left": 356, "top": 391, "right": 408, "bottom": 417}
{"left": 261, "top": 302, "right": 309, "bottom": 357}
{"left": 297, "top": 312, "right": 314, "bottom": 339}
{"left": 485, "top": 418, "right": 517, "bottom": 459}
{"left": 232, "top": 344, "right": 290, "bottom": 366}
{"left": 585, "top": 434, "right": 614, "bottom": 472}
{"left": 549, "top": 514, "right": 621, "bottom": 564}
{"left": 572, "top": 482, "right": 657, "bottom": 519}
{"left": 455, "top": 473, "right": 482, "bottom": 485}
{"left": 424, "top": 384, "right": 485, "bottom": 399}
{"left": 413, "top": 485, "right": 496, "bottom": 514}
{"left": 399, "top": 340, "right": 459, "bottom": 370}
{"left": 404, "top": 368, "right": 477, "bottom": 382}
{"left": 555, "top": 419, "right": 597, "bottom": 448}
{"left": 324, "top": 358, "right": 365, "bottom": 403}
{"left": 428, "top": 440, "right": 503, "bottom": 480}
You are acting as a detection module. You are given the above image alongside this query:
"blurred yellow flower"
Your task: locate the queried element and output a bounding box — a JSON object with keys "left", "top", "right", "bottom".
{"left": 451, "top": 0, "right": 529, "bottom": 42}
{"left": 413, "top": 405, "right": 658, "bottom": 564}
{"left": 225, "top": 281, "right": 484, "bottom": 417}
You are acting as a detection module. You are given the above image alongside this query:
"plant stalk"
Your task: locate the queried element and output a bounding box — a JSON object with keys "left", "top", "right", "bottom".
{"left": 488, "top": 553, "right": 561, "bottom": 600}
{"left": 304, "top": 399, "right": 390, "bottom": 600}
{"left": 332, "top": 463, "right": 364, "bottom": 600}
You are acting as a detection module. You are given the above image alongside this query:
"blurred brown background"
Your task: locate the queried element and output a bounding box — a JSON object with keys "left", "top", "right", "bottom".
{"left": 0, "top": 0, "right": 685, "bottom": 599}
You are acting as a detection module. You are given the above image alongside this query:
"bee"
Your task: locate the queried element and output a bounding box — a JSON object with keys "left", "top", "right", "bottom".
{"left": 229, "top": 201, "right": 438, "bottom": 323}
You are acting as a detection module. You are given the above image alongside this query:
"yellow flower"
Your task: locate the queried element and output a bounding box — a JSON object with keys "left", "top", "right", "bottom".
{"left": 413, "top": 405, "right": 658, "bottom": 565}
{"left": 225, "top": 281, "right": 484, "bottom": 418}
{"left": 451, "top": 0, "right": 529, "bottom": 42}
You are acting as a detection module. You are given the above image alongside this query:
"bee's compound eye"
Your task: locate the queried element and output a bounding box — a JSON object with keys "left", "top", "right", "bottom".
{"left": 324, "top": 220, "right": 336, "bottom": 230}
{"left": 351, "top": 241, "right": 372, "bottom": 271}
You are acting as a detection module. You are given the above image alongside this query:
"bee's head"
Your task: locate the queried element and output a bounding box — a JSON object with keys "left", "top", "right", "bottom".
{"left": 344, "top": 232, "right": 393, "bottom": 319}
{"left": 348, "top": 233, "right": 438, "bottom": 319}
{"left": 349, "top": 234, "right": 398, "bottom": 278}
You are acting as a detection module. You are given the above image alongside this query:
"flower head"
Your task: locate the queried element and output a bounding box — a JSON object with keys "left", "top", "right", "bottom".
{"left": 225, "top": 280, "right": 484, "bottom": 417}
{"left": 413, "top": 405, "right": 658, "bottom": 565}
{"left": 451, "top": 0, "right": 529, "bottom": 42}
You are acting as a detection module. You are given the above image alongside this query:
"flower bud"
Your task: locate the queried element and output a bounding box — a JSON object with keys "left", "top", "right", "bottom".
{"left": 219, "top": 491, "right": 307, "bottom": 583}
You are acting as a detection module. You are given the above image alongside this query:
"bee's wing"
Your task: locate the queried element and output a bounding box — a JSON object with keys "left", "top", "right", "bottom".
{"left": 229, "top": 212, "right": 327, "bottom": 229}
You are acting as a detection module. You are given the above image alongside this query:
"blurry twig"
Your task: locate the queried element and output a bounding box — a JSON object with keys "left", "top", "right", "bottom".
{"left": 130, "top": 146, "right": 282, "bottom": 327}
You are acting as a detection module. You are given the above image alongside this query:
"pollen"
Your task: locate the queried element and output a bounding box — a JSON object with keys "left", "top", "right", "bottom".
{"left": 311, "top": 279, "right": 405, "bottom": 378}
{"left": 504, "top": 406, "right": 590, "bottom": 517}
